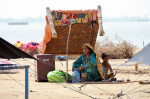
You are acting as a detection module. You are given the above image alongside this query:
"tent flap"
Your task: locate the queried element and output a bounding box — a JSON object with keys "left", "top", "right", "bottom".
{"left": 127, "top": 43, "right": 150, "bottom": 65}
{"left": 0, "top": 37, "right": 36, "bottom": 59}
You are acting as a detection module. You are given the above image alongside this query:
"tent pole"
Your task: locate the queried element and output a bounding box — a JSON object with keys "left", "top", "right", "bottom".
{"left": 66, "top": 14, "right": 74, "bottom": 82}
{"left": 98, "top": 5, "right": 104, "bottom": 36}
{"left": 25, "top": 66, "right": 29, "bottom": 99}
{"left": 0, "top": 65, "right": 29, "bottom": 99}
{"left": 46, "top": 7, "right": 57, "bottom": 38}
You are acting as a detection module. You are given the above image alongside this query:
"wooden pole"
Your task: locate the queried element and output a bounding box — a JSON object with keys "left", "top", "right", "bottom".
{"left": 98, "top": 5, "right": 104, "bottom": 36}
{"left": 46, "top": 7, "right": 57, "bottom": 38}
{"left": 135, "top": 63, "right": 138, "bottom": 71}
{"left": 25, "top": 66, "right": 29, "bottom": 99}
{"left": 66, "top": 14, "right": 74, "bottom": 82}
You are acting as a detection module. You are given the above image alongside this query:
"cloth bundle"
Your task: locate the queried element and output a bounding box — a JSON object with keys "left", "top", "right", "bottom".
{"left": 14, "top": 41, "right": 42, "bottom": 56}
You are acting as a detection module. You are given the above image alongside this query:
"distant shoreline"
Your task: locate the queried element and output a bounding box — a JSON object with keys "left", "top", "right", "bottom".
{"left": 1, "top": 20, "right": 149, "bottom": 23}
{"left": 103, "top": 20, "right": 150, "bottom": 22}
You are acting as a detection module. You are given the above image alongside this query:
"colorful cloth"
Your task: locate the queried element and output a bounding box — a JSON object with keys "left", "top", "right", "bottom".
{"left": 51, "top": 10, "right": 98, "bottom": 26}
{"left": 72, "top": 43, "right": 105, "bottom": 81}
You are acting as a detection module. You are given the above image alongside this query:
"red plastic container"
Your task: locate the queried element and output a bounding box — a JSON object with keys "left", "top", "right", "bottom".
{"left": 34, "top": 54, "right": 55, "bottom": 82}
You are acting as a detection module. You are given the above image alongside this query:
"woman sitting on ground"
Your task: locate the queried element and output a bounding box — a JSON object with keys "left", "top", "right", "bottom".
{"left": 72, "top": 43, "right": 105, "bottom": 81}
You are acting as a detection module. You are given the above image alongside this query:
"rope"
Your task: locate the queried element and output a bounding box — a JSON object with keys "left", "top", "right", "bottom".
{"left": 28, "top": 68, "right": 96, "bottom": 99}
{"left": 5, "top": 74, "right": 25, "bottom": 87}
{"left": 1, "top": 68, "right": 35, "bottom": 92}
{"left": 122, "top": 67, "right": 150, "bottom": 95}
{"left": 126, "top": 87, "right": 150, "bottom": 95}
{"left": 10, "top": 59, "right": 96, "bottom": 99}
{"left": 13, "top": 59, "right": 81, "bottom": 90}
{"left": 10, "top": 52, "right": 147, "bottom": 98}
{"left": 25, "top": 58, "right": 112, "bottom": 98}
{"left": 123, "top": 67, "right": 150, "bottom": 95}
{"left": 23, "top": 59, "right": 114, "bottom": 96}
{"left": 78, "top": 62, "right": 129, "bottom": 95}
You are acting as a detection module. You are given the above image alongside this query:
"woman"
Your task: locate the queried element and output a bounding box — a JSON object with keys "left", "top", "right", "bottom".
{"left": 72, "top": 43, "right": 105, "bottom": 81}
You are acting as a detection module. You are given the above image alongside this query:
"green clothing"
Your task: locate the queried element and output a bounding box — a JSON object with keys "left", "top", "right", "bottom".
{"left": 72, "top": 53, "right": 102, "bottom": 81}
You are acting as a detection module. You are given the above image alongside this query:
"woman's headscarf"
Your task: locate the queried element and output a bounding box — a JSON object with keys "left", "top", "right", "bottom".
{"left": 83, "top": 43, "right": 105, "bottom": 80}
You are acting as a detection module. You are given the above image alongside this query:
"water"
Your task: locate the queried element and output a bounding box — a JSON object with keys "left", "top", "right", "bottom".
{"left": 72, "top": 68, "right": 80, "bottom": 83}
{"left": 0, "top": 21, "right": 150, "bottom": 48}
{"left": 0, "top": 22, "right": 45, "bottom": 43}
{"left": 98, "top": 21, "right": 150, "bottom": 48}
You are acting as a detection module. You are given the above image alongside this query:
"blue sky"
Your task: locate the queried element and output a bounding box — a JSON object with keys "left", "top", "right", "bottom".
{"left": 0, "top": 0, "right": 150, "bottom": 18}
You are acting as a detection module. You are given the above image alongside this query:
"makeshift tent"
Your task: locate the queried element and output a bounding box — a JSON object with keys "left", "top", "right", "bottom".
{"left": 42, "top": 6, "right": 105, "bottom": 81}
{"left": 0, "top": 37, "right": 36, "bottom": 60}
{"left": 0, "top": 37, "right": 33, "bottom": 99}
{"left": 42, "top": 7, "right": 104, "bottom": 54}
{"left": 127, "top": 43, "right": 150, "bottom": 65}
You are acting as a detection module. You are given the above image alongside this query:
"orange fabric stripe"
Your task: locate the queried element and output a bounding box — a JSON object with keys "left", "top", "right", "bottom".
{"left": 41, "top": 16, "right": 52, "bottom": 53}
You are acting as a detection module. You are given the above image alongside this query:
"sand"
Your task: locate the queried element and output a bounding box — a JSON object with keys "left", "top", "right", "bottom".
{"left": 0, "top": 59, "right": 150, "bottom": 99}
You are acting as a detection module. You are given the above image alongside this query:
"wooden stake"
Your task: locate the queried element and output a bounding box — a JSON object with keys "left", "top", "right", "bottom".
{"left": 139, "top": 81, "right": 150, "bottom": 84}
{"left": 135, "top": 63, "right": 138, "bottom": 71}
{"left": 66, "top": 14, "right": 74, "bottom": 82}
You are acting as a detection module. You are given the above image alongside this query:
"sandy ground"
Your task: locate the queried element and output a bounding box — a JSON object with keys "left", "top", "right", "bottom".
{"left": 0, "top": 58, "right": 150, "bottom": 99}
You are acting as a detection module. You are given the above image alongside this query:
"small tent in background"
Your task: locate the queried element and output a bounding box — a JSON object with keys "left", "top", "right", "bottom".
{"left": 127, "top": 43, "right": 150, "bottom": 65}
{"left": 0, "top": 37, "right": 36, "bottom": 60}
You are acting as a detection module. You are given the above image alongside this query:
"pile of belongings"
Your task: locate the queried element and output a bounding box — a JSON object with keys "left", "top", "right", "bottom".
{"left": 14, "top": 41, "right": 42, "bottom": 56}
{"left": 56, "top": 55, "right": 66, "bottom": 61}
{"left": 0, "top": 60, "right": 19, "bottom": 74}
{"left": 47, "top": 70, "right": 72, "bottom": 83}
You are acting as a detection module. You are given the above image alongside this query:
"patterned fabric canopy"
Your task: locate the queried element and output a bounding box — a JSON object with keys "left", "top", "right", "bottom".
{"left": 44, "top": 9, "right": 99, "bottom": 55}
{"left": 51, "top": 10, "right": 98, "bottom": 26}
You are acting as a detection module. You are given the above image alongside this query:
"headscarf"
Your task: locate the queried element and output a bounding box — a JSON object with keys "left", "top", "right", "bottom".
{"left": 82, "top": 43, "right": 105, "bottom": 80}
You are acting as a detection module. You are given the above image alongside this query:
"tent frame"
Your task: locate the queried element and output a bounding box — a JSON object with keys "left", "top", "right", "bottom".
{"left": 46, "top": 5, "right": 104, "bottom": 82}
{"left": 0, "top": 65, "right": 29, "bottom": 99}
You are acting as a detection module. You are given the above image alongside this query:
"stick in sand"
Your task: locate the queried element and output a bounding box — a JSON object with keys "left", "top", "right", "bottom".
{"left": 46, "top": 7, "right": 57, "bottom": 38}
{"left": 139, "top": 81, "right": 150, "bottom": 84}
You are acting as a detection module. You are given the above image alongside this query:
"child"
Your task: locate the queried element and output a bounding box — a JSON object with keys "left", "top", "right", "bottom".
{"left": 72, "top": 43, "right": 105, "bottom": 81}
{"left": 102, "top": 53, "right": 114, "bottom": 80}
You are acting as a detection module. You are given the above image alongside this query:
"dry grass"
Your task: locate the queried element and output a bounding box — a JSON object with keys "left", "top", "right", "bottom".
{"left": 59, "top": 35, "right": 136, "bottom": 60}
{"left": 94, "top": 36, "right": 136, "bottom": 59}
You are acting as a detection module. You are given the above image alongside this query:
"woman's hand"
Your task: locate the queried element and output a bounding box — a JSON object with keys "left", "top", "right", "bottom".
{"left": 81, "top": 66, "right": 86, "bottom": 70}
{"left": 77, "top": 68, "right": 82, "bottom": 73}
{"left": 81, "top": 73, "right": 88, "bottom": 79}
{"left": 77, "top": 66, "right": 86, "bottom": 72}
